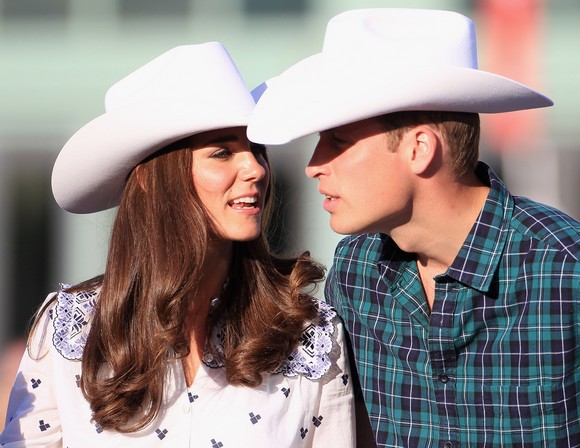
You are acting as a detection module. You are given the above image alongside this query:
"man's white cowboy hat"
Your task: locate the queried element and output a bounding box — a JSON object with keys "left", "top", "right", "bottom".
{"left": 52, "top": 42, "right": 255, "bottom": 214}
{"left": 248, "top": 8, "right": 553, "bottom": 145}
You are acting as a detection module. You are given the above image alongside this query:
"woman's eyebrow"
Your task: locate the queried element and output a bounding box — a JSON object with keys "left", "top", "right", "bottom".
{"left": 199, "top": 135, "right": 240, "bottom": 146}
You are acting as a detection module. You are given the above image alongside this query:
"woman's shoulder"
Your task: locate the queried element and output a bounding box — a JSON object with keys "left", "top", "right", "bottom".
{"left": 277, "top": 299, "right": 343, "bottom": 380}
{"left": 47, "top": 283, "right": 99, "bottom": 361}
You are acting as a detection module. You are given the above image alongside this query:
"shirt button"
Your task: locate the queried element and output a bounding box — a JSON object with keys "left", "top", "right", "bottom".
{"left": 444, "top": 442, "right": 453, "bottom": 448}
{"left": 439, "top": 374, "right": 449, "bottom": 383}
{"left": 182, "top": 404, "right": 190, "bottom": 414}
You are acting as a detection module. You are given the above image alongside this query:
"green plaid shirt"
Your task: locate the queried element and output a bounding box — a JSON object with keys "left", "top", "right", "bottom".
{"left": 327, "top": 163, "right": 580, "bottom": 447}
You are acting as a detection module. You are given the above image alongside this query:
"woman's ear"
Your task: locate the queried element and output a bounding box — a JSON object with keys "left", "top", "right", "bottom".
{"left": 133, "top": 164, "right": 148, "bottom": 192}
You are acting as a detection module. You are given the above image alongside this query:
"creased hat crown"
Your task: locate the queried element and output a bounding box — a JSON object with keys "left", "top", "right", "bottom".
{"left": 104, "top": 43, "right": 251, "bottom": 113}
{"left": 321, "top": 9, "right": 477, "bottom": 69}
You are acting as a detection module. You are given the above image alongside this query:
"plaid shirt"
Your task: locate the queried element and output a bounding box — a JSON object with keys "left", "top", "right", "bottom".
{"left": 327, "top": 163, "right": 580, "bottom": 447}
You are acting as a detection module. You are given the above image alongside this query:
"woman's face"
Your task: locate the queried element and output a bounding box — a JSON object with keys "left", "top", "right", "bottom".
{"left": 190, "top": 127, "right": 270, "bottom": 242}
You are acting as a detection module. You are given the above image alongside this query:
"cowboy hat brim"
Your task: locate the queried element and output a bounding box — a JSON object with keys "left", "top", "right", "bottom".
{"left": 248, "top": 52, "right": 553, "bottom": 145}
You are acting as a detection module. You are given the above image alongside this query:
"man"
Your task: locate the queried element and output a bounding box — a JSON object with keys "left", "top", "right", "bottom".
{"left": 248, "top": 8, "right": 580, "bottom": 448}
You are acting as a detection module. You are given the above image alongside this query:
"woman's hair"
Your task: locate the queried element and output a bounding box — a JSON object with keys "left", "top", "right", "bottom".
{"left": 40, "top": 137, "right": 324, "bottom": 432}
{"left": 380, "top": 110, "right": 481, "bottom": 179}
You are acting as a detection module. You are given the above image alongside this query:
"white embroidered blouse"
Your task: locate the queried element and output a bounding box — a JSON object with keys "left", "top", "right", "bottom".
{"left": 0, "top": 286, "right": 356, "bottom": 447}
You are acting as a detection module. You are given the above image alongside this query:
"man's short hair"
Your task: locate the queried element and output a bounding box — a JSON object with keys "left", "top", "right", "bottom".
{"left": 380, "top": 111, "right": 480, "bottom": 179}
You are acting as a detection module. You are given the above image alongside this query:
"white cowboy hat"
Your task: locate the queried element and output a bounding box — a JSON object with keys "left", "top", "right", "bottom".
{"left": 247, "top": 8, "right": 553, "bottom": 145}
{"left": 52, "top": 42, "right": 256, "bottom": 214}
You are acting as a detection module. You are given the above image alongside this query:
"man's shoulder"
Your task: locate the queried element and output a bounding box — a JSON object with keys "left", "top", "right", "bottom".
{"left": 510, "top": 196, "right": 580, "bottom": 260}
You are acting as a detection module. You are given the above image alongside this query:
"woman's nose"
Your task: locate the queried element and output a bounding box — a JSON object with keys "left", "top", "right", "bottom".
{"left": 239, "top": 152, "right": 267, "bottom": 181}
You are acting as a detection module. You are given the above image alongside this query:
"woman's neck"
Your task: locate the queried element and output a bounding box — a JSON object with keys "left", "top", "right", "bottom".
{"left": 182, "top": 240, "right": 232, "bottom": 386}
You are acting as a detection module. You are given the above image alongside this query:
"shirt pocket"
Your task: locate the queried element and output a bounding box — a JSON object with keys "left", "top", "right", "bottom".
{"left": 476, "top": 377, "right": 577, "bottom": 431}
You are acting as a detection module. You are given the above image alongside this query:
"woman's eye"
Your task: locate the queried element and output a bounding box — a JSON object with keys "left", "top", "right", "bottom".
{"left": 210, "top": 148, "right": 232, "bottom": 159}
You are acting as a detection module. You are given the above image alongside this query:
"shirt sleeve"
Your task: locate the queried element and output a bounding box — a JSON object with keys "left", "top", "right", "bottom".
{"left": 0, "top": 296, "right": 63, "bottom": 447}
{"left": 310, "top": 316, "right": 356, "bottom": 447}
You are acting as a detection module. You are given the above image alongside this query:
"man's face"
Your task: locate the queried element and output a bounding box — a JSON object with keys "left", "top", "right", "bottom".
{"left": 305, "top": 116, "right": 413, "bottom": 235}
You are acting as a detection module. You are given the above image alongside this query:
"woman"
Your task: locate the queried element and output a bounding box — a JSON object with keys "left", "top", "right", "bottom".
{"left": 0, "top": 42, "right": 355, "bottom": 446}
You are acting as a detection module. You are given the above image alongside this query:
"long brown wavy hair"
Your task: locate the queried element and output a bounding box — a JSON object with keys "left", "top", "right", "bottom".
{"left": 37, "top": 136, "right": 324, "bottom": 432}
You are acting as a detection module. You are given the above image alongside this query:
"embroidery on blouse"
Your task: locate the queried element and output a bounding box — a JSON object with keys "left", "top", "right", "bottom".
{"left": 52, "top": 283, "right": 98, "bottom": 361}
{"left": 277, "top": 301, "right": 336, "bottom": 380}
{"left": 202, "top": 300, "right": 337, "bottom": 380}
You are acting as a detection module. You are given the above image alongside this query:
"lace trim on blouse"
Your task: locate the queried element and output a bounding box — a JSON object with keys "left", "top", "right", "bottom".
{"left": 52, "top": 285, "right": 338, "bottom": 379}
{"left": 203, "top": 300, "right": 337, "bottom": 380}
{"left": 52, "top": 283, "right": 98, "bottom": 361}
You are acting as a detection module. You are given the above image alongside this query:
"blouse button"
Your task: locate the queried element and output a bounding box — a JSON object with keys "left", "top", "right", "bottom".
{"left": 182, "top": 404, "right": 190, "bottom": 414}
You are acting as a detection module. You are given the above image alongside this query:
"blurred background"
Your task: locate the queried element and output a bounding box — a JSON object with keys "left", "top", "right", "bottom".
{"left": 0, "top": 0, "right": 578, "bottom": 430}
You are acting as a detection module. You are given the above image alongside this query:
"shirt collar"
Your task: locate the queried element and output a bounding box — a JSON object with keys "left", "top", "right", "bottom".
{"left": 445, "top": 162, "right": 514, "bottom": 293}
{"left": 373, "top": 162, "right": 514, "bottom": 292}
{"left": 376, "top": 234, "right": 415, "bottom": 284}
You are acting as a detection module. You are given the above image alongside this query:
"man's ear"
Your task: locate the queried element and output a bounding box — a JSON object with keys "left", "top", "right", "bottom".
{"left": 404, "top": 125, "right": 440, "bottom": 176}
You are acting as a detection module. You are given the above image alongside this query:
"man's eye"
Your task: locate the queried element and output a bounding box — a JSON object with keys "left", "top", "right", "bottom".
{"left": 333, "top": 136, "right": 351, "bottom": 148}
{"left": 334, "top": 133, "right": 350, "bottom": 143}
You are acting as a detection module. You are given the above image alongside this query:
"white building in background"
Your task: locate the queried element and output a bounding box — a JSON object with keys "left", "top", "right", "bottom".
{"left": 0, "top": 0, "right": 578, "bottom": 353}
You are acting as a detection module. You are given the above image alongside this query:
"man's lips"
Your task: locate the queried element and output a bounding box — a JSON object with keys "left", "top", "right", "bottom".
{"left": 319, "top": 188, "right": 337, "bottom": 201}
{"left": 322, "top": 194, "right": 339, "bottom": 212}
